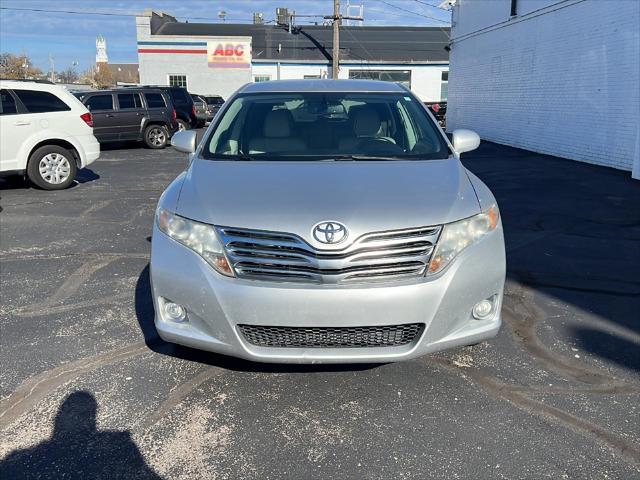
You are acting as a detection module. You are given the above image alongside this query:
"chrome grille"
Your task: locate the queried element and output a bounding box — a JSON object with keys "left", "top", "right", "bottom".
{"left": 238, "top": 323, "right": 424, "bottom": 348}
{"left": 217, "top": 225, "right": 441, "bottom": 284}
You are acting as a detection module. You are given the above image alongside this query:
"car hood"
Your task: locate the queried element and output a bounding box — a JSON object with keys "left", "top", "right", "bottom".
{"left": 176, "top": 158, "right": 480, "bottom": 248}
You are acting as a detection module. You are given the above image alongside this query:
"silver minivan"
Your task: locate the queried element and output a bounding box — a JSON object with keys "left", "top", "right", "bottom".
{"left": 151, "top": 79, "right": 505, "bottom": 363}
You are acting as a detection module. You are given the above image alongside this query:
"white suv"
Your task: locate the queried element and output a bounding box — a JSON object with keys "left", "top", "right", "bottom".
{"left": 0, "top": 80, "right": 100, "bottom": 190}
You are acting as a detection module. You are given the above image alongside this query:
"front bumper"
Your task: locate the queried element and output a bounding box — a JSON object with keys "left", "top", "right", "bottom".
{"left": 150, "top": 223, "right": 506, "bottom": 363}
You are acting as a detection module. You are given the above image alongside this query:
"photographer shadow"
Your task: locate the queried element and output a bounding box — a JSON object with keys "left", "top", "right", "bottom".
{"left": 0, "top": 391, "right": 162, "bottom": 479}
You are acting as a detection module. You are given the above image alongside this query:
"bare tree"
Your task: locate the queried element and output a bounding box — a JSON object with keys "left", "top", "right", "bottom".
{"left": 79, "top": 67, "right": 96, "bottom": 85}
{"left": 58, "top": 66, "right": 79, "bottom": 84}
{"left": 93, "top": 64, "right": 115, "bottom": 88}
{"left": 0, "top": 53, "right": 44, "bottom": 79}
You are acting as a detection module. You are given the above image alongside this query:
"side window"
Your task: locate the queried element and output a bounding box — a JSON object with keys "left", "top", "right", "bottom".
{"left": 144, "top": 93, "right": 166, "bottom": 108}
{"left": 0, "top": 89, "right": 18, "bottom": 115}
{"left": 86, "top": 94, "right": 114, "bottom": 111}
{"left": 118, "top": 93, "right": 142, "bottom": 109}
{"left": 13, "top": 89, "right": 70, "bottom": 113}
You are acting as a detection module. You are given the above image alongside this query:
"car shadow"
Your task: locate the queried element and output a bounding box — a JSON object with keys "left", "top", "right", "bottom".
{"left": 462, "top": 141, "right": 640, "bottom": 372}
{"left": 0, "top": 168, "right": 100, "bottom": 191}
{"left": 100, "top": 141, "right": 144, "bottom": 151}
{"left": 0, "top": 175, "right": 29, "bottom": 191}
{"left": 0, "top": 391, "right": 163, "bottom": 479}
{"left": 134, "top": 264, "right": 382, "bottom": 373}
{"left": 75, "top": 168, "right": 100, "bottom": 184}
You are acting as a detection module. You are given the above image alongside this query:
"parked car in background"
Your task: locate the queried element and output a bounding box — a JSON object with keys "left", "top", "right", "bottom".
{"left": 191, "top": 94, "right": 209, "bottom": 127}
{"left": 425, "top": 101, "right": 447, "bottom": 129}
{"left": 132, "top": 86, "right": 197, "bottom": 131}
{"left": 0, "top": 79, "right": 100, "bottom": 190}
{"left": 203, "top": 95, "right": 224, "bottom": 122}
{"left": 74, "top": 88, "right": 178, "bottom": 149}
{"left": 152, "top": 79, "right": 505, "bottom": 364}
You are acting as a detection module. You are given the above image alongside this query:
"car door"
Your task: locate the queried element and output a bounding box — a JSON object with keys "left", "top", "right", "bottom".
{"left": 0, "top": 89, "right": 27, "bottom": 171}
{"left": 85, "top": 94, "right": 118, "bottom": 142}
{"left": 115, "top": 93, "right": 144, "bottom": 141}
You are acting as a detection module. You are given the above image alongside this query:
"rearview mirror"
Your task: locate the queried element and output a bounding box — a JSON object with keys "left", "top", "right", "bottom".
{"left": 171, "top": 130, "right": 197, "bottom": 154}
{"left": 451, "top": 129, "right": 480, "bottom": 155}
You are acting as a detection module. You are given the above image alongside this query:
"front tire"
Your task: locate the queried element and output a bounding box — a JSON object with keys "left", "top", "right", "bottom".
{"left": 144, "top": 125, "right": 168, "bottom": 149}
{"left": 27, "top": 145, "right": 77, "bottom": 190}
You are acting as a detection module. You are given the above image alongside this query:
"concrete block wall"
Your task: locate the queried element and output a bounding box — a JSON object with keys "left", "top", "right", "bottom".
{"left": 448, "top": 0, "right": 640, "bottom": 177}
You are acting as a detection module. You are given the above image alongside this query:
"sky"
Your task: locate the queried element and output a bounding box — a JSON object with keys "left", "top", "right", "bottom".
{"left": 0, "top": 0, "right": 450, "bottom": 73}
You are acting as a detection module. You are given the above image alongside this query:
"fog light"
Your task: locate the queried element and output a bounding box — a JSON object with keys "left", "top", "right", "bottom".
{"left": 472, "top": 299, "right": 494, "bottom": 320}
{"left": 164, "top": 301, "right": 187, "bottom": 322}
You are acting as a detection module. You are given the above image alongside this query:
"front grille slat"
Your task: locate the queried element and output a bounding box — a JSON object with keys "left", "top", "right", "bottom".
{"left": 218, "top": 225, "right": 441, "bottom": 284}
{"left": 238, "top": 323, "right": 424, "bottom": 348}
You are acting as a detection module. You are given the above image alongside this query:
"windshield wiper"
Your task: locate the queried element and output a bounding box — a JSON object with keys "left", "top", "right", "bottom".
{"left": 227, "top": 154, "right": 258, "bottom": 161}
{"left": 331, "top": 155, "right": 413, "bottom": 161}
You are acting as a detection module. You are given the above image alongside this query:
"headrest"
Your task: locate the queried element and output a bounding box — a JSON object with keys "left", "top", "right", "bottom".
{"left": 353, "top": 107, "right": 381, "bottom": 136}
{"left": 264, "top": 109, "right": 292, "bottom": 138}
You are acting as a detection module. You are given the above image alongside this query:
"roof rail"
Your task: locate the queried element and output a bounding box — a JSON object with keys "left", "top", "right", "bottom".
{"left": 0, "top": 78, "right": 55, "bottom": 84}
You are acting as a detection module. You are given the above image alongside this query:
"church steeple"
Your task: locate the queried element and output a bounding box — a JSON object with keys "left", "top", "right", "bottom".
{"left": 96, "top": 35, "right": 108, "bottom": 64}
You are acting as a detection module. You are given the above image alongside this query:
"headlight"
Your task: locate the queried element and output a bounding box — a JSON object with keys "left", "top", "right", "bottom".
{"left": 156, "top": 208, "right": 234, "bottom": 277}
{"left": 427, "top": 205, "right": 499, "bottom": 275}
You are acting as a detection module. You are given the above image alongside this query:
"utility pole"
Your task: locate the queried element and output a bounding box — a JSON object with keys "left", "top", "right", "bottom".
{"left": 324, "top": 1, "right": 363, "bottom": 79}
{"left": 332, "top": 0, "right": 341, "bottom": 79}
{"left": 49, "top": 53, "right": 55, "bottom": 83}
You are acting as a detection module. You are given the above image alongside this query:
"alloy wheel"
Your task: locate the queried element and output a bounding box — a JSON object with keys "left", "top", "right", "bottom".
{"left": 148, "top": 127, "right": 167, "bottom": 147}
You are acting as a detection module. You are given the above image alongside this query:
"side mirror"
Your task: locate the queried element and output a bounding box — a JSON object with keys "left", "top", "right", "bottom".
{"left": 171, "top": 130, "right": 197, "bottom": 154}
{"left": 452, "top": 129, "right": 480, "bottom": 155}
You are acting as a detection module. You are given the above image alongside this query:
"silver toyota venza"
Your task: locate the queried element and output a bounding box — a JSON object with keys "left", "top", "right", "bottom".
{"left": 151, "top": 80, "right": 505, "bottom": 363}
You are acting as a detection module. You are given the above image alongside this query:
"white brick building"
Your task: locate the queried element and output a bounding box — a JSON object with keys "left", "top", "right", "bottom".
{"left": 444, "top": 0, "right": 639, "bottom": 179}
{"left": 135, "top": 11, "right": 450, "bottom": 102}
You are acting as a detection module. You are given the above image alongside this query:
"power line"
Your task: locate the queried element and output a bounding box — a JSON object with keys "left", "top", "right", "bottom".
{"left": 0, "top": 6, "right": 261, "bottom": 23}
{"left": 372, "top": 0, "right": 450, "bottom": 24}
{"left": 411, "top": 0, "right": 442, "bottom": 9}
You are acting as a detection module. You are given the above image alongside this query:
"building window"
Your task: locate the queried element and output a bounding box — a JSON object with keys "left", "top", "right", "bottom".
{"left": 440, "top": 71, "right": 448, "bottom": 101}
{"left": 168, "top": 75, "right": 187, "bottom": 88}
{"left": 254, "top": 75, "right": 271, "bottom": 83}
{"left": 348, "top": 70, "right": 411, "bottom": 89}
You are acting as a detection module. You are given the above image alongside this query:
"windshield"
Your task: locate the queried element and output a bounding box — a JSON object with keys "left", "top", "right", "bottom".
{"left": 202, "top": 92, "right": 449, "bottom": 161}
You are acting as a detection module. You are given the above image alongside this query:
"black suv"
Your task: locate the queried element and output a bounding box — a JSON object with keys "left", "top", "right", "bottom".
{"left": 203, "top": 95, "right": 224, "bottom": 122}
{"left": 75, "top": 88, "right": 179, "bottom": 149}
{"left": 136, "top": 86, "right": 197, "bottom": 131}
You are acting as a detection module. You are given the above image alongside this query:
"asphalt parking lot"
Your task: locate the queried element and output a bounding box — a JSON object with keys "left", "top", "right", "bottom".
{"left": 1, "top": 133, "right": 639, "bottom": 479}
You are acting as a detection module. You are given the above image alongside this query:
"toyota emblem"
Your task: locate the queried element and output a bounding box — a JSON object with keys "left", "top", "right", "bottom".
{"left": 313, "top": 221, "right": 348, "bottom": 244}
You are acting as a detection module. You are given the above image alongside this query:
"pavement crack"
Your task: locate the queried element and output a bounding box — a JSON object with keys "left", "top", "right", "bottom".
{"left": 0, "top": 252, "right": 149, "bottom": 262}
{"left": 502, "top": 283, "right": 627, "bottom": 386}
{"left": 428, "top": 357, "right": 640, "bottom": 469}
{"left": 141, "top": 368, "right": 224, "bottom": 430}
{"left": 11, "top": 258, "right": 116, "bottom": 317}
{"left": 0, "top": 342, "right": 149, "bottom": 427}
